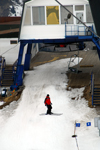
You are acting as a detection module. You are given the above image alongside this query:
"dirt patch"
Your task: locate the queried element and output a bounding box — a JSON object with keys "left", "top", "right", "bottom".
{"left": 67, "top": 72, "right": 91, "bottom": 88}
{"left": 0, "top": 86, "right": 24, "bottom": 109}
{"left": 71, "top": 97, "right": 76, "bottom": 100}
{"left": 66, "top": 71, "right": 93, "bottom": 108}
{"left": 83, "top": 85, "right": 93, "bottom": 108}
{"left": 67, "top": 84, "right": 93, "bottom": 108}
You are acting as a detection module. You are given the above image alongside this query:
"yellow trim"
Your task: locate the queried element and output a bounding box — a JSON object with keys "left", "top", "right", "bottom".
{"left": 34, "top": 55, "right": 67, "bottom": 66}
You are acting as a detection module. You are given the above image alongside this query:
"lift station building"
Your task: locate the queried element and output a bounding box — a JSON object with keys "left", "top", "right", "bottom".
{"left": 13, "top": 0, "right": 100, "bottom": 87}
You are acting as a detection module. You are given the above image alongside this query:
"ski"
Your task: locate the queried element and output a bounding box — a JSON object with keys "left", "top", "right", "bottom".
{"left": 40, "top": 113, "right": 63, "bottom": 116}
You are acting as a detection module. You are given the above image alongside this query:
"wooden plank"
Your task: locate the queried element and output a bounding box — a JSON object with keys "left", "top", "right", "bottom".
{"left": 80, "top": 65, "right": 94, "bottom": 67}
{"left": 0, "top": 28, "right": 19, "bottom": 35}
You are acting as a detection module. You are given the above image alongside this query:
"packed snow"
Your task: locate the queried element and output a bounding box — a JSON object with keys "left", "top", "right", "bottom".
{"left": 0, "top": 57, "right": 100, "bottom": 150}
{"left": 9, "top": 0, "right": 23, "bottom": 16}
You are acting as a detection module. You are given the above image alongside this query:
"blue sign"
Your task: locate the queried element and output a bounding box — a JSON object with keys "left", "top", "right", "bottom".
{"left": 86, "top": 122, "right": 91, "bottom": 126}
{"left": 76, "top": 123, "right": 80, "bottom": 127}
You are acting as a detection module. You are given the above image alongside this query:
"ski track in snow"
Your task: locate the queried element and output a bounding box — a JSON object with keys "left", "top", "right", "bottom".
{"left": 0, "top": 58, "right": 100, "bottom": 150}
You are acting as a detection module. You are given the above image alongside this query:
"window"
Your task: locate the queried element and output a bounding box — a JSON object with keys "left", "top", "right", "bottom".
{"left": 86, "top": 5, "right": 93, "bottom": 23}
{"left": 76, "top": 12, "right": 83, "bottom": 24}
{"left": 32, "top": 6, "right": 45, "bottom": 25}
{"left": 24, "top": 6, "right": 31, "bottom": 25}
{"left": 46, "top": 6, "right": 59, "bottom": 25}
{"left": 61, "top": 5, "right": 73, "bottom": 24}
{"left": 10, "top": 40, "right": 18, "bottom": 44}
{"left": 75, "top": 5, "right": 84, "bottom": 11}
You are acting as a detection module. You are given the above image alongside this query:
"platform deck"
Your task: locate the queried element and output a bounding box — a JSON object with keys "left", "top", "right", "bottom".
{"left": 30, "top": 50, "right": 100, "bottom": 88}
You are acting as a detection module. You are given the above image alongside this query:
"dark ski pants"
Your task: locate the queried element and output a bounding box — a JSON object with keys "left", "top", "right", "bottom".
{"left": 46, "top": 105, "right": 52, "bottom": 114}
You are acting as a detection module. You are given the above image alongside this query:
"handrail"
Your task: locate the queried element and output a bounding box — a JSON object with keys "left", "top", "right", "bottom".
{"left": 12, "top": 59, "right": 18, "bottom": 72}
{"left": 12, "top": 59, "right": 18, "bottom": 84}
{"left": 91, "top": 72, "right": 94, "bottom": 105}
{"left": 0, "top": 56, "right": 6, "bottom": 86}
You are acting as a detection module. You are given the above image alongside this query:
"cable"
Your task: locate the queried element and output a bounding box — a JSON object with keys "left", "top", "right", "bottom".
{"left": 1, "top": 42, "right": 19, "bottom": 56}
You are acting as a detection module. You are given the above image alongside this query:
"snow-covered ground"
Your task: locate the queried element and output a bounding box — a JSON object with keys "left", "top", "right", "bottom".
{"left": 0, "top": 58, "right": 100, "bottom": 150}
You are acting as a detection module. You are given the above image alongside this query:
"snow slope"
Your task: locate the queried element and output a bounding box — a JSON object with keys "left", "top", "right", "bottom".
{"left": 0, "top": 58, "right": 99, "bottom": 150}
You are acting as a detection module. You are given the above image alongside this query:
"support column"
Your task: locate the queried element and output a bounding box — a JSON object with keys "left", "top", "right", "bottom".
{"left": 24, "top": 43, "right": 32, "bottom": 70}
{"left": 14, "top": 42, "right": 26, "bottom": 86}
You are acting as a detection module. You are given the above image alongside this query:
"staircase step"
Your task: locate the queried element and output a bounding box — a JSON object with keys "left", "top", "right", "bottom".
{"left": 94, "top": 88, "right": 100, "bottom": 90}
{"left": 4, "top": 72, "right": 13, "bottom": 73}
{"left": 4, "top": 72, "right": 13, "bottom": 74}
{"left": 3, "top": 74, "right": 13, "bottom": 77}
{"left": 3, "top": 78, "right": 13, "bottom": 79}
{"left": 94, "top": 87, "right": 100, "bottom": 88}
{"left": 1, "top": 67, "right": 14, "bottom": 86}
{"left": 93, "top": 103, "right": 100, "bottom": 105}
{"left": 4, "top": 69, "right": 13, "bottom": 71}
{"left": 2, "top": 79, "right": 13, "bottom": 81}
{"left": 94, "top": 92, "right": 100, "bottom": 94}
{"left": 2, "top": 81, "right": 13, "bottom": 85}
{"left": 2, "top": 82, "right": 13, "bottom": 85}
{"left": 2, "top": 79, "right": 13, "bottom": 82}
{"left": 93, "top": 98, "right": 100, "bottom": 100}
{"left": 94, "top": 91, "right": 100, "bottom": 93}
{"left": 2, "top": 81, "right": 13, "bottom": 83}
{"left": 94, "top": 84, "right": 100, "bottom": 86}
{"left": 4, "top": 76, "right": 13, "bottom": 78}
{"left": 2, "top": 84, "right": 13, "bottom": 86}
{"left": 3, "top": 75, "right": 13, "bottom": 77}
{"left": 94, "top": 94, "right": 100, "bottom": 96}
{"left": 93, "top": 95, "right": 100, "bottom": 97}
{"left": 3, "top": 76, "right": 13, "bottom": 78}
{"left": 93, "top": 99, "right": 100, "bottom": 101}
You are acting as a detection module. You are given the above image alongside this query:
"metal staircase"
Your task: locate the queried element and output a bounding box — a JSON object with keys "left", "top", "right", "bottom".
{"left": 91, "top": 73, "right": 100, "bottom": 106}
{"left": 1, "top": 65, "right": 14, "bottom": 87}
{"left": 93, "top": 84, "right": 100, "bottom": 105}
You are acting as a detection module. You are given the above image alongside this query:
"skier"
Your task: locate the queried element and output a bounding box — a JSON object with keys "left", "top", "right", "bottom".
{"left": 44, "top": 94, "right": 52, "bottom": 115}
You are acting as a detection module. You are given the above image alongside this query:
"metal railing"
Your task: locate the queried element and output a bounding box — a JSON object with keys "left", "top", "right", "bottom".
{"left": 0, "top": 56, "right": 6, "bottom": 86}
{"left": 12, "top": 59, "right": 18, "bottom": 84}
{"left": 65, "top": 23, "right": 93, "bottom": 37}
{"left": 91, "top": 72, "right": 94, "bottom": 105}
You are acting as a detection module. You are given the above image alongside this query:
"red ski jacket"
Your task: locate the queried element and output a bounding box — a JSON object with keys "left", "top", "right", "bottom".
{"left": 44, "top": 96, "right": 51, "bottom": 105}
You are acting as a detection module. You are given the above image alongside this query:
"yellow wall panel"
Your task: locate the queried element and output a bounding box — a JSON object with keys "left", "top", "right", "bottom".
{"left": 46, "top": 6, "right": 59, "bottom": 24}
